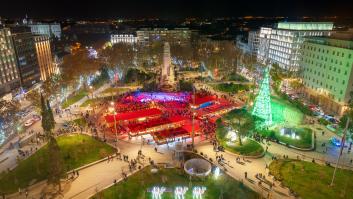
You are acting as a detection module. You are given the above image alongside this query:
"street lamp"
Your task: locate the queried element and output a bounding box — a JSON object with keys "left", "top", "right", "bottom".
{"left": 191, "top": 86, "right": 196, "bottom": 149}
{"left": 89, "top": 86, "right": 94, "bottom": 98}
{"left": 109, "top": 103, "right": 119, "bottom": 152}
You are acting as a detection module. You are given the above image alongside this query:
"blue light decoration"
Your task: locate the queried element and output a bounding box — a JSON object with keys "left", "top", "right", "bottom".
{"left": 213, "top": 167, "right": 220, "bottom": 179}
{"left": 151, "top": 186, "right": 166, "bottom": 199}
{"left": 86, "top": 75, "right": 96, "bottom": 86}
{"left": 88, "top": 47, "right": 98, "bottom": 59}
{"left": 175, "top": 186, "right": 188, "bottom": 199}
{"left": 133, "top": 92, "right": 191, "bottom": 103}
{"left": 197, "top": 101, "right": 213, "bottom": 109}
{"left": 0, "top": 125, "right": 4, "bottom": 145}
{"left": 330, "top": 137, "right": 342, "bottom": 147}
{"left": 107, "top": 67, "right": 123, "bottom": 83}
{"left": 192, "top": 186, "right": 207, "bottom": 199}
{"left": 252, "top": 67, "right": 272, "bottom": 126}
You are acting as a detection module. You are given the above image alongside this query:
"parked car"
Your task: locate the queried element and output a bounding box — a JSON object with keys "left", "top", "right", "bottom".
{"left": 32, "top": 114, "right": 41, "bottom": 121}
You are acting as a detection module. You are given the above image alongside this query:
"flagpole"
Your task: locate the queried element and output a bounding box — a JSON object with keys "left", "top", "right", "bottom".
{"left": 330, "top": 117, "right": 350, "bottom": 186}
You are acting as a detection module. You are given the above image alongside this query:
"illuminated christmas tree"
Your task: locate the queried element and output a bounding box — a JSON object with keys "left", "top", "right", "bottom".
{"left": 252, "top": 67, "right": 272, "bottom": 126}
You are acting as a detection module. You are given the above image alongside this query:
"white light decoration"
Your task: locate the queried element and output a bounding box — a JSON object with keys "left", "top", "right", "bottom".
{"left": 152, "top": 186, "right": 166, "bottom": 199}
{"left": 280, "top": 128, "right": 300, "bottom": 140}
{"left": 226, "top": 128, "right": 237, "bottom": 142}
{"left": 214, "top": 167, "right": 220, "bottom": 179}
{"left": 175, "top": 186, "right": 188, "bottom": 199}
{"left": 193, "top": 186, "right": 207, "bottom": 199}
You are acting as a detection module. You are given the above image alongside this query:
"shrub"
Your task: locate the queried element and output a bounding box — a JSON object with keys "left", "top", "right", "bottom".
{"left": 319, "top": 118, "right": 330, "bottom": 125}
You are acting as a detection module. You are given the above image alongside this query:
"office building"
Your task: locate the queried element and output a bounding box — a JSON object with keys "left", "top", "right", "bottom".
{"left": 0, "top": 28, "right": 20, "bottom": 96}
{"left": 34, "top": 35, "right": 56, "bottom": 81}
{"left": 28, "top": 23, "right": 61, "bottom": 39}
{"left": 257, "top": 22, "right": 334, "bottom": 71}
{"left": 111, "top": 34, "right": 137, "bottom": 44}
{"left": 236, "top": 35, "right": 250, "bottom": 54}
{"left": 300, "top": 36, "right": 353, "bottom": 115}
{"left": 11, "top": 26, "right": 41, "bottom": 88}
{"left": 136, "top": 28, "right": 194, "bottom": 46}
{"left": 257, "top": 27, "right": 272, "bottom": 63}
{"left": 248, "top": 30, "right": 259, "bottom": 56}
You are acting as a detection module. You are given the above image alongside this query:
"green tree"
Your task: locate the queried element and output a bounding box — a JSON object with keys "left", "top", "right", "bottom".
{"left": 231, "top": 112, "right": 254, "bottom": 146}
{"left": 47, "top": 136, "right": 65, "bottom": 192}
{"left": 41, "top": 94, "right": 50, "bottom": 136}
{"left": 46, "top": 100, "right": 56, "bottom": 133}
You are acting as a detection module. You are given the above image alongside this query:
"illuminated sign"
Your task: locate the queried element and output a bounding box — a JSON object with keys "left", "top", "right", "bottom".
{"left": 151, "top": 186, "right": 166, "bottom": 199}
{"left": 148, "top": 186, "right": 207, "bottom": 198}
{"left": 193, "top": 186, "right": 207, "bottom": 199}
{"left": 175, "top": 186, "right": 188, "bottom": 199}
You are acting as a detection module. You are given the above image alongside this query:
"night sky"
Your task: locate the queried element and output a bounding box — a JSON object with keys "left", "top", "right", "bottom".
{"left": 1, "top": 0, "right": 353, "bottom": 19}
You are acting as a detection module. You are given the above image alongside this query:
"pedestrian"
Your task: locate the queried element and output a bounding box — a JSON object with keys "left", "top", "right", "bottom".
{"left": 76, "top": 170, "right": 79, "bottom": 176}
{"left": 154, "top": 147, "right": 157, "bottom": 152}
{"left": 244, "top": 171, "right": 248, "bottom": 179}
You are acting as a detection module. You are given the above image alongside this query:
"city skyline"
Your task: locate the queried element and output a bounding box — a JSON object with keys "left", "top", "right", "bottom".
{"left": 1, "top": 0, "right": 353, "bottom": 20}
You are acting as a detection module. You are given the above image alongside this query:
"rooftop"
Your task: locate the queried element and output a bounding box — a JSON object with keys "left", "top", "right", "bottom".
{"left": 277, "top": 22, "right": 333, "bottom": 31}
{"left": 304, "top": 37, "right": 353, "bottom": 50}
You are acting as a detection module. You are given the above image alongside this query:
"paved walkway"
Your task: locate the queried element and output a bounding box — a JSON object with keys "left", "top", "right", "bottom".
{"left": 3, "top": 83, "right": 353, "bottom": 199}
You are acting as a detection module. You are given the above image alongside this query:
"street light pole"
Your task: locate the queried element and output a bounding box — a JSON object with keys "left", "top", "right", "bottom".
{"left": 330, "top": 117, "right": 350, "bottom": 186}
{"left": 110, "top": 101, "right": 119, "bottom": 152}
{"left": 191, "top": 86, "right": 196, "bottom": 148}
{"left": 113, "top": 111, "right": 119, "bottom": 152}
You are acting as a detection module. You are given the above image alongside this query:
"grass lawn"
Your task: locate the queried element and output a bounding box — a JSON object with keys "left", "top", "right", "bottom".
{"left": 102, "top": 87, "right": 129, "bottom": 95}
{"left": 62, "top": 90, "right": 88, "bottom": 109}
{"left": 223, "top": 139, "right": 264, "bottom": 156}
{"left": 211, "top": 83, "right": 249, "bottom": 94}
{"left": 71, "top": 117, "right": 87, "bottom": 126}
{"left": 80, "top": 98, "right": 104, "bottom": 107}
{"left": 261, "top": 127, "right": 313, "bottom": 149}
{"left": 91, "top": 166, "right": 258, "bottom": 199}
{"left": 269, "top": 159, "right": 353, "bottom": 199}
{"left": 0, "top": 134, "right": 115, "bottom": 194}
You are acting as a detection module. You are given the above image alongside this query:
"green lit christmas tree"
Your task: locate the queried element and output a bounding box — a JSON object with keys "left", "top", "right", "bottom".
{"left": 252, "top": 67, "right": 272, "bottom": 126}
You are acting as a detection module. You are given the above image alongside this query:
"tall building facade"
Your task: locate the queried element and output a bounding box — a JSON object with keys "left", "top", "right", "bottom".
{"left": 0, "top": 28, "right": 20, "bottom": 96}
{"left": 257, "top": 27, "right": 272, "bottom": 63}
{"left": 136, "top": 28, "right": 194, "bottom": 46}
{"left": 11, "top": 27, "right": 41, "bottom": 88}
{"left": 257, "top": 22, "right": 334, "bottom": 71}
{"left": 300, "top": 37, "right": 353, "bottom": 115}
{"left": 111, "top": 34, "right": 137, "bottom": 44}
{"left": 28, "top": 23, "right": 61, "bottom": 39}
{"left": 248, "top": 30, "right": 259, "bottom": 56}
{"left": 34, "top": 35, "right": 55, "bottom": 81}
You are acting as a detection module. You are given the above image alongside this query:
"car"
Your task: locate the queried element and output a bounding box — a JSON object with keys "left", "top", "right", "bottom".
{"left": 32, "top": 115, "right": 41, "bottom": 121}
